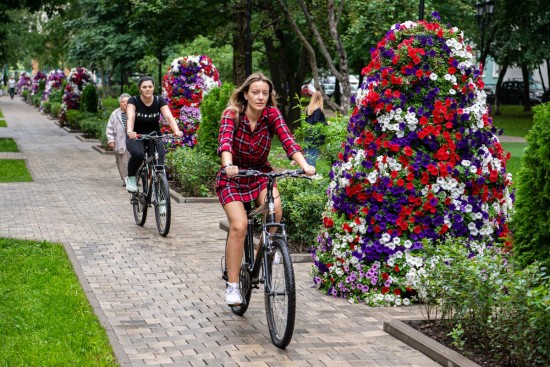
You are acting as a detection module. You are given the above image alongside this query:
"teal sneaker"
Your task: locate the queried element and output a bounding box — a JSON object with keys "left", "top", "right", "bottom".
{"left": 125, "top": 176, "right": 137, "bottom": 193}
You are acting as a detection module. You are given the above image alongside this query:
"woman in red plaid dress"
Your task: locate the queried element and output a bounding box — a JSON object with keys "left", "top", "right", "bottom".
{"left": 217, "top": 72, "right": 316, "bottom": 306}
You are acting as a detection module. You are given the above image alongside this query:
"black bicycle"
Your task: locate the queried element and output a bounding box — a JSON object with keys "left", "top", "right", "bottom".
{"left": 222, "top": 169, "right": 310, "bottom": 348}
{"left": 130, "top": 132, "right": 174, "bottom": 237}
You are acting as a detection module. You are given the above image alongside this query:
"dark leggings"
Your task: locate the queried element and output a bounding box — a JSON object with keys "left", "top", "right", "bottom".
{"left": 126, "top": 138, "right": 165, "bottom": 177}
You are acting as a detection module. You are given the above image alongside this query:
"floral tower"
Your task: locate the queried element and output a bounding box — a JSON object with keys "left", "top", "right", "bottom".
{"left": 16, "top": 72, "right": 32, "bottom": 95}
{"left": 59, "top": 67, "right": 96, "bottom": 121}
{"left": 162, "top": 55, "right": 221, "bottom": 149}
{"left": 30, "top": 71, "right": 46, "bottom": 96}
{"left": 312, "top": 15, "right": 514, "bottom": 306}
{"left": 40, "top": 69, "right": 66, "bottom": 112}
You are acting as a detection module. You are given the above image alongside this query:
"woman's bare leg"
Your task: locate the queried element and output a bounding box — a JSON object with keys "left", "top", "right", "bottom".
{"left": 223, "top": 201, "right": 248, "bottom": 284}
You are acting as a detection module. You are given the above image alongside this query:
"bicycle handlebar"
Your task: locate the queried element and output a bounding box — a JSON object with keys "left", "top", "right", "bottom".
{"left": 135, "top": 132, "right": 182, "bottom": 140}
{"left": 221, "top": 168, "right": 311, "bottom": 180}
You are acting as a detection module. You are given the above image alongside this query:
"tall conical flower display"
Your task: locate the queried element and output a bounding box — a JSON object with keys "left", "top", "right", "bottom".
{"left": 59, "top": 67, "right": 95, "bottom": 121}
{"left": 40, "top": 69, "right": 66, "bottom": 112}
{"left": 312, "top": 15, "right": 514, "bottom": 306}
{"left": 162, "top": 55, "right": 221, "bottom": 149}
{"left": 30, "top": 71, "right": 46, "bottom": 96}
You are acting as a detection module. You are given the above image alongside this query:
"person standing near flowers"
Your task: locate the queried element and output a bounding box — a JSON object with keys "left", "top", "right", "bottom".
{"left": 217, "top": 72, "right": 316, "bottom": 306}
{"left": 303, "top": 91, "right": 327, "bottom": 166}
{"left": 125, "top": 76, "right": 183, "bottom": 192}
{"left": 106, "top": 93, "right": 131, "bottom": 185}
{"left": 8, "top": 76, "right": 16, "bottom": 99}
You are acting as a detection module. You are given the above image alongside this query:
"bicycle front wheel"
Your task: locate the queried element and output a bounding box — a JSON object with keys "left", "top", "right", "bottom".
{"left": 264, "top": 238, "right": 296, "bottom": 349}
{"left": 154, "top": 172, "right": 171, "bottom": 236}
{"left": 133, "top": 168, "right": 151, "bottom": 226}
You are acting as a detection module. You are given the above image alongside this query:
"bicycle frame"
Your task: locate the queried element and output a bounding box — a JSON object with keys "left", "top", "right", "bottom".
{"left": 244, "top": 177, "right": 288, "bottom": 287}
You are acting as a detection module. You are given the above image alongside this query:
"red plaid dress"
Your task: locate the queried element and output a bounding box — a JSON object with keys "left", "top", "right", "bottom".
{"left": 216, "top": 106, "right": 302, "bottom": 205}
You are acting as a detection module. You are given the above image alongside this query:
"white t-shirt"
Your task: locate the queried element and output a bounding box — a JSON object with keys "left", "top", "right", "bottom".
{"left": 8, "top": 79, "right": 16, "bottom": 88}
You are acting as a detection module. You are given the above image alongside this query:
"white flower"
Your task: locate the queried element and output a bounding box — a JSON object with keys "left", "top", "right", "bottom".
{"left": 429, "top": 73, "right": 438, "bottom": 81}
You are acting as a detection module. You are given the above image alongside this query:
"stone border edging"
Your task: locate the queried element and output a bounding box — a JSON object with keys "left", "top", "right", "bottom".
{"left": 93, "top": 145, "right": 114, "bottom": 155}
{"left": 76, "top": 134, "right": 100, "bottom": 143}
{"left": 383, "top": 320, "right": 481, "bottom": 367}
{"left": 169, "top": 188, "right": 219, "bottom": 203}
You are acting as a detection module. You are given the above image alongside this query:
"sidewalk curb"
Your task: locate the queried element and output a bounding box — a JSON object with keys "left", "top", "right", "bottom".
{"left": 383, "top": 320, "right": 481, "bottom": 367}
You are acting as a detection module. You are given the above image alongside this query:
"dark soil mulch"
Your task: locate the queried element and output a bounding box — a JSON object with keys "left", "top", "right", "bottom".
{"left": 410, "top": 321, "right": 519, "bottom": 367}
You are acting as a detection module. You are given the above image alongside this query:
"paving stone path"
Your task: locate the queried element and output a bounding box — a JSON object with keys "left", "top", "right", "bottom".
{"left": 0, "top": 97, "right": 440, "bottom": 367}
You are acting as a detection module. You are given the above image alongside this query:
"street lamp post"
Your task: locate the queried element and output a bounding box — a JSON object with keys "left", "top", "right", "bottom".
{"left": 419, "top": 0, "right": 425, "bottom": 21}
{"left": 476, "top": 0, "right": 495, "bottom": 71}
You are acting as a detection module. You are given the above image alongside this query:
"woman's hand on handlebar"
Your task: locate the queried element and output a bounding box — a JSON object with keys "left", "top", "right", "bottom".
{"left": 127, "top": 131, "right": 137, "bottom": 140}
{"left": 301, "top": 164, "right": 316, "bottom": 176}
{"left": 225, "top": 165, "right": 239, "bottom": 177}
{"left": 174, "top": 130, "right": 184, "bottom": 138}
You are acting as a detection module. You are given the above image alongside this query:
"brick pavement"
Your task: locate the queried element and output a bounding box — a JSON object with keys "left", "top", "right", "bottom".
{"left": 0, "top": 97, "right": 439, "bottom": 367}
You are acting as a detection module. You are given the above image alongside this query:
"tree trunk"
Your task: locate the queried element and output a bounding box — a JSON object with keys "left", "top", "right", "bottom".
{"left": 521, "top": 64, "right": 531, "bottom": 112}
{"left": 494, "top": 64, "right": 508, "bottom": 116}
{"left": 232, "top": 0, "right": 247, "bottom": 86}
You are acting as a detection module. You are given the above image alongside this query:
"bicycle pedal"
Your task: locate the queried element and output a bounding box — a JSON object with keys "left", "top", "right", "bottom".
{"left": 222, "top": 270, "right": 228, "bottom": 281}
{"left": 252, "top": 284, "right": 260, "bottom": 290}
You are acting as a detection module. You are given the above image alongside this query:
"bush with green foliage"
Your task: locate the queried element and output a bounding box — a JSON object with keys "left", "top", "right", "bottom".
{"left": 101, "top": 97, "right": 119, "bottom": 115}
{"left": 21, "top": 90, "right": 29, "bottom": 102}
{"left": 124, "top": 83, "right": 139, "bottom": 97}
{"left": 511, "top": 103, "right": 550, "bottom": 269}
{"left": 278, "top": 175, "right": 329, "bottom": 253}
{"left": 80, "top": 84, "right": 99, "bottom": 113}
{"left": 41, "top": 101, "right": 52, "bottom": 114}
{"left": 419, "top": 239, "right": 549, "bottom": 367}
{"left": 50, "top": 102, "right": 61, "bottom": 119}
{"left": 80, "top": 115, "right": 104, "bottom": 139}
{"left": 166, "top": 148, "right": 218, "bottom": 197}
{"left": 65, "top": 110, "right": 87, "bottom": 130}
{"left": 196, "top": 83, "right": 234, "bottom": 161}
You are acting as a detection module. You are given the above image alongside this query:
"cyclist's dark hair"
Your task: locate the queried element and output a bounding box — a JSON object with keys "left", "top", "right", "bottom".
{"left": 138, "top": 75, "right": 155, "bottom": 88}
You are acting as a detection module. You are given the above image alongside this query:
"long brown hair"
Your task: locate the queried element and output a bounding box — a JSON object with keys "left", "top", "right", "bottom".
{"left": 306, "top": 91, "right": 324, "bottom": 116}
{"left": 227, "top": 72, "right": 277, "bottom": 114}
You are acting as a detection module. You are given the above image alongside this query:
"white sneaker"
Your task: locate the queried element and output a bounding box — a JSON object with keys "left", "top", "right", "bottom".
{"left": 225, "top": 282, "right": 242, "bottom": 306}
{"left": 125, "top": 176, "right": 137, "bottom": 193}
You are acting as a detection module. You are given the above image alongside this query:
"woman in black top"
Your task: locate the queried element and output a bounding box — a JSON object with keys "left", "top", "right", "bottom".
{"left": 125, "top": 76, "right": 183, "bottom": 192}
{"left": 304, "top": 91, "right": 327, "bottom": 166}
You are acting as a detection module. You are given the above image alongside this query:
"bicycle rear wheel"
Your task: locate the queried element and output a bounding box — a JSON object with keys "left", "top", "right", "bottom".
{"left": 154, "top": 172, "right": 171, "bottom": 236}
{"left": 133, "top": 167, "right": 151, "bottom": 226}
{"left": 264, "top": 237, "right": 296, "bottom": 349}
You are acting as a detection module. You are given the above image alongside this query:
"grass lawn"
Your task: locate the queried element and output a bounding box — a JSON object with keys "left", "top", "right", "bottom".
{"left": 491, "top": 105, "right": 534, "bottom": 137}
{"left": 0, "top": 160, "right": 33, "bottom": 182}
{"left": 501, "top": 142, "right": 527, "bottom": 184}
{"left": 0, "top": 238, "right": 117, "bottom": 366}
{"left": 0, "top": 120, "right": 6, "bottom": 127}
{"left": 0, "top": 138, "right": 19, "bottom": 152}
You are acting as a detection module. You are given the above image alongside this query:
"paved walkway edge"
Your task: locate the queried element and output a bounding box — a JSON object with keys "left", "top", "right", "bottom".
{"left": 384, "top": 320, "right": 481, "bottom": 367}
{"left": 61, "top": 241, "right": 132, "bottom": 367}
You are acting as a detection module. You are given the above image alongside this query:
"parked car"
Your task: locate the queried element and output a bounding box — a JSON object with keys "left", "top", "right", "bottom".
{"left": 320, "top": 75, "right": 359, "bottom": 97}
{"left": 484, "top": 86, "right": 495, "bottom": 105}
{"left": 498, "top": 80, "right": 545, "bottom": 105}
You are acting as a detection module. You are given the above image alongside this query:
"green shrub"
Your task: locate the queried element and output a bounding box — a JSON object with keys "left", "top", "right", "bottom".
{"left": 419, "top": 239, "right": 550, "bottom": 366}
{"left": 80, "top": 116, "right": 103, "bottom": 138}
{"left": 31, "top": 95, "right": 41, "bottom": 107}
{"left": 80, "top": 84, "right": 99, "bottom": 113}
{"left": 48, "top": 88, "right": 63, "bottom": 104}
{"left": 22, "top": 90, "right": 29, "bottom": 101}
{"left": 50, "top": 102, "right": 61, "bottom": 118}
{"left": 511, "top": 103, "right": 550, "bottom": 269}
{"left": 99, "top": 119, "right": 109, "bottom": 148}
{"left": 124, "top": 83, "right": 139, "bottom": 97}
{"left": 42, "top": 101, "right": 52, "bottom": 114}
{"left": 197, "top": 83, "right": 234, "bottom": 161}
{"left": 279, "top": 175, "right": 329, "bottom": 252}
{"left": 166, "top": 148, "right": 218, "bottom": 197}
{"left": 101, "top": 97, "right": 119, "bottom": 115}
{"left": 65, "top": 110, "right": 86, "bottom": 130}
